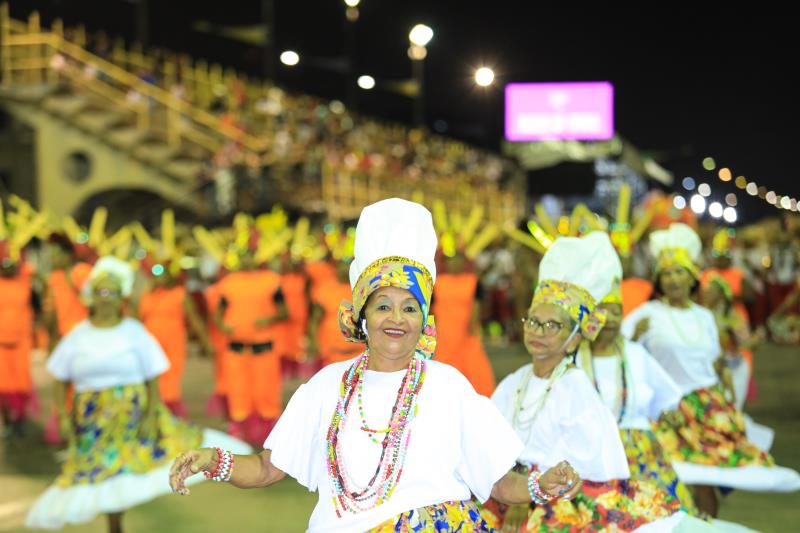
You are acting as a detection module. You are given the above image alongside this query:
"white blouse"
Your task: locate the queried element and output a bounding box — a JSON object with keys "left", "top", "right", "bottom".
{"left": 622, "top": 301, "right": 721, "bottom": 396}
{"left": 47, "top": 318, "right": 169, "bottom": 392}
{"left": 579, "top": 341, "right": 683, "bottom": 430}
{"left": 491, "top": 366, "right": 630, "bottom": 482}
{"left": 264, "top": 359, "right": 523, "bottom": 533}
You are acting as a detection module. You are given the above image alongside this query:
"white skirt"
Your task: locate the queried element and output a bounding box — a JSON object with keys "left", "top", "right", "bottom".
{"left": 634, "top": 511, "right": 761, "bottom": 533}
{"left": 672, "top": 462, "right": 800, "bottom": 493}
{"left": 25, "top": 429, "right": 250, "bottom": 530}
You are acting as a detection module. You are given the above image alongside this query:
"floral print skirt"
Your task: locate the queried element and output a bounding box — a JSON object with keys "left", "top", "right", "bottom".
{"left": 620, "top": 428, "right": 703, "bottom": 517}
{"left": 481, "top": 463, "right": 681, "bottom": 532}
{"left": 57, "top": 383, "right": 202, "bottom": 488}
{"left": 654, "top": 384, "right": 773, "bottom": 467}
{"left": 369, "top": 500, "right": 496, "bottom": 532}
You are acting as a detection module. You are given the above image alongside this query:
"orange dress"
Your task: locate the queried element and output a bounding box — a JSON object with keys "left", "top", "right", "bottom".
{"left": 621, "top": 277, "right": 654, "bottom": 318}
{"left": 431, "top": 273, "right": 496, "bottom": 396}
{"left": 205, "top": 281, "right": 228, "bottom": 397}
{"left": 0, "top": 265, "right": 35, "bottom": 410}
{"left": 305, "top": 260, "right": 336, "bottom": 294}
{"left": 217, "top": 270, "right": 283, "bottom": 422}
{"left": 47, "top": 262, "right": 92, "bottom": 337}
{"left": 279, "top": 271, "right": 309, "bottom": 361}
{"left": 138, "top": 285, "right": 187, "bottom": 404}
{"left": 701, "top": 267, "right": 749, "bottom": 321}
{"left": 312, "top": 278, "right": 364, "bottom": 365}
{"left": 44, "top": 264, "right": 90, "bottom": 441}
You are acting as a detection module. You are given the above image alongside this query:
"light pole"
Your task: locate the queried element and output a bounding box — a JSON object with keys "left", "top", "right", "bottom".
{"left": 408, "top": 24, "right": 433, "bottom": 127}
{"left": 343, "top": 0, "right": 360, "bottom": 108}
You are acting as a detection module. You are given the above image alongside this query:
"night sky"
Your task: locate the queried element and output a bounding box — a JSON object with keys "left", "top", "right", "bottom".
{"left": 11, "top": 1, "right": 797, "bottom": 221}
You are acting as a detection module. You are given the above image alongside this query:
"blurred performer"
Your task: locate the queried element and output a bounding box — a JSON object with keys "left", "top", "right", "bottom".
{"left": 308, "top": 254, "right": 364, "bottom": 366}
{"left": 26, "top": 257, "right": 248, "bottom": 532}
{"left": 432, "top": 250, "right": 496, "bottom": 396}
{"left": 0, "top": 241, "right": 36, "bottom": 438}
{"left": 137, "top": 259, "right": 212, "bottom": 417}
{"left": 214, "top": 235, "right": 288, "bottom": 446}
{"left": 42, "top": 234, "right": 93, "bottom": 445}
{"left": 623, "top": 224, "right": 800, "bottom": 516}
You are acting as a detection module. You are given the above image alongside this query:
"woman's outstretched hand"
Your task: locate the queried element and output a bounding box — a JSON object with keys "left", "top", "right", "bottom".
{"left": 169, "top": 448, "right": 218, "bottom": 495}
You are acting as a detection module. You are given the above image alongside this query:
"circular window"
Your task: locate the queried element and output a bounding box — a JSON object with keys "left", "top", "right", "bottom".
{"left": 63, "top": 151, "right": 92, "bottom": 183}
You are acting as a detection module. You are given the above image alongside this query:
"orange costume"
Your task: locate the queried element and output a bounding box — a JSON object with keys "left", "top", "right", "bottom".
{"left": 305, "top": 260, "right": 336, "bottom": 291}
{"left": 701, "top": 267, "right": 749, "bottom": 321}
{"left": 43, "top": 262, "right": 91, "bottom": 443}
{"left": 217, "top": 269, "right": 285, "bottom": 443}
{"left": 47, "top": 262, "right": 92, "bottom": 336}
{"left": 0, "top": 263, "right": 35, "bottom": 421}
{"left": 279, "top": 271, "right": 309, "bottom": 362}
{"left": 138, "top": 285, "right": 188, "bottom": 413}
{"left": 312, "top": 277, "right": 364, "bottom": 365}
{"left": 621, "top": 277, "right": 654, "bottom": 318}
{"left": 431, "top": 272, "right": 496, "bottom": 396}
{"left": 205, "top": 280, "right": 228, "bottom": 406}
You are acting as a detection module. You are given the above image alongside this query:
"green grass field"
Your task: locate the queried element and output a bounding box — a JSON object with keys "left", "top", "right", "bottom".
{"left": 1, "top": 342, "right": 798, "bottom": 532}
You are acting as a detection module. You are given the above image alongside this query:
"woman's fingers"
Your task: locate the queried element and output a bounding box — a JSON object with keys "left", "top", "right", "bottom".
{"left": 564, "top": 478, "right": 582, "bottom": 500}
{"left": 170, "top": 452, "right": 199, "bottom": 495}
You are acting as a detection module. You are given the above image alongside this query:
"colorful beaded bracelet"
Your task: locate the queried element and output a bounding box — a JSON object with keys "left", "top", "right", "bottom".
{"left": 204, "top": 448, "right": 234, "bottom": 483}
{"left": 527, "top": 470, "right": 552, "bottom": 506}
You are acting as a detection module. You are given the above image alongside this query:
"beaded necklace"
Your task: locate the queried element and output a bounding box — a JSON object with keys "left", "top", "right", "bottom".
{"left": 511, "top": 357, "right": 572, "bottom": 442}
{"left": 326, "top": 350, "right": 426, "bottom": 516}
{"left": 660, "top": 299, "right": 705, "bottom": 346}
{"left": 589, "top": 338, "right": 631, "bottom": 424}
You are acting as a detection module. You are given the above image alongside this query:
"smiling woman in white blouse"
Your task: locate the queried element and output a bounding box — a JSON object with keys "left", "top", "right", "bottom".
{"left": 169, "top": 199, "right": 580, "bottom": 533}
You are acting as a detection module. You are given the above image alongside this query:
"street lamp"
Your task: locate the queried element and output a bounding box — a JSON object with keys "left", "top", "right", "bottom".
{"left": 474, "top": 66, "right": 495, "bottom": 87}
{"left": 357, "top": 75, "right": 375, "bottom": 90}
{"left": 279, "top": 50, "right": 299, "bottom": 66}
{"left": 408, "top": 24, "right": 433, "bottom": 126}
{"left": 409, "top": 24, "right": 434, "bottom": 47}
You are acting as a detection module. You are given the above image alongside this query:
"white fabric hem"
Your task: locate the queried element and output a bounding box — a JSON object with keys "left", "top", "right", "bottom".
{"left": 743, "top": 414, "right": 774, "bottom": 452}
{"left": 25, "top": 429, "right": 251, "bottom": 530}
{"left": 672, "top": 462, "right": 800, "bottom": 492}
{"left": 634, "top": 512, "right": 762, "bottom": 533}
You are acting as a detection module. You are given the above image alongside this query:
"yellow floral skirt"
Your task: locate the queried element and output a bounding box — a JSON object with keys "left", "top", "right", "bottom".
{"left": 621, "top": 428, "right": 703, "bottom": 517}
{"left": 57, "top": 384, "right": 202, "bottom": 487}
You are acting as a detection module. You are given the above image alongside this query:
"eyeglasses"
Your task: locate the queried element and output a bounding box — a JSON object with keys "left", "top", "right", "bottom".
{"left": 94, "top": 288, "right": 122, "bottom": 299}
{"left": 520, "top": 317, "right": 565, "bottom": 336}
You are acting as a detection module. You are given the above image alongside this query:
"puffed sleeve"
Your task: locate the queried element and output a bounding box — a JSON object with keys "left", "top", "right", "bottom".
{"left": 454, "top": 371, "right": 524, "bottom": 502}
{"left": 264, "top": 383, "right": 324, "bottom": 490}
{"left": 47, "top": 332, "right": 76, "bottom": 381}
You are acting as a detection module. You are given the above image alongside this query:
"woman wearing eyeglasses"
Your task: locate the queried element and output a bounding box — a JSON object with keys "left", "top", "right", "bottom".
{"left": 485, "top": 232, "right": 702, "bottom": 532}
{"left": 26, "top": 257, "right": 248, "bottom": 533}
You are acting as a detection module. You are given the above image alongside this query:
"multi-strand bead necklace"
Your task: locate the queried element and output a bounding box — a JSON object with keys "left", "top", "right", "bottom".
{"left": 326, "top": 350, "right": 426, "bottom": 516}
